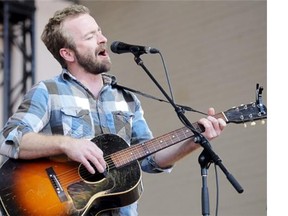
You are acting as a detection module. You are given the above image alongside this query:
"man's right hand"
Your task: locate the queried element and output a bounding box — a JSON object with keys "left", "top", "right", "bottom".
{"left": 19, "top": 133, "right": 106, "bottom": 174}
{"left": 62, "top": 138, "right": 107, "bottom": 174}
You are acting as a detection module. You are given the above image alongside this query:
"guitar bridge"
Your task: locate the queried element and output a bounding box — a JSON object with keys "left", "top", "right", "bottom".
{"left": 46, "top": 167, "right": 68, "bottom": 202}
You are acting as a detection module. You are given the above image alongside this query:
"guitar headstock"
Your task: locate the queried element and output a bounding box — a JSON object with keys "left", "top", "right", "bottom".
{"left": 223, "top": 84, "right": 267, "bottom": 126}
{"left": 223, "top": 102, "right": 267, "bottom": 124}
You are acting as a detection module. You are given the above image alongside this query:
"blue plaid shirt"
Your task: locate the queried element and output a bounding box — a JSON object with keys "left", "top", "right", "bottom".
{"left": 0, "top": 69, "right": 170, "bottom": 215}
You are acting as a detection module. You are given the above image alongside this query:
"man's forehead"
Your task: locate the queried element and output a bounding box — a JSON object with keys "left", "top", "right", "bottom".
{"left": 62, "top": 14, "right": 100, "bottom": 39}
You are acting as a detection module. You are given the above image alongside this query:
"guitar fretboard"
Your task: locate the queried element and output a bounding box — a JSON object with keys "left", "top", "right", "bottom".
{"left": 110, "top": 121, "right": 207, "bottom": 168}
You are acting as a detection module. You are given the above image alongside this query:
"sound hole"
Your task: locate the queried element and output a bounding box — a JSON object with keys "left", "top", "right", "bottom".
{"left": 78, "top": 163, "right": 107, "bottom": 183}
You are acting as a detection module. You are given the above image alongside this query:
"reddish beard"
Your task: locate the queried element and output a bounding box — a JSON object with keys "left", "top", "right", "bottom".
{"left": 74, "top": 48, "right": 111, "bottom": 75}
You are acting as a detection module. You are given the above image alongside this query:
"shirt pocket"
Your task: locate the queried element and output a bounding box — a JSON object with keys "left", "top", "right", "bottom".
{"left": 60, "top": 107, "right": 92, "bottom": 138}
{"left": 112, "top": 111, "right": 134, "bottom": 143}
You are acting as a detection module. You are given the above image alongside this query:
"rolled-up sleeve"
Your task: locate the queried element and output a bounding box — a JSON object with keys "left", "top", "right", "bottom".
{"left": 141, "top": 155, "right": 173, "bottom": 174}
{"left": 0, "top": 82, "right": 50, "bottom": 159}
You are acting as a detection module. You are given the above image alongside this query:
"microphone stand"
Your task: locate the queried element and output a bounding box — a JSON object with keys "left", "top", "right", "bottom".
{"left": 132, "top": 53, "right": 244, "bottom": 216}
{"left": 198, "top": 149, "right": 212, "bottom": 216}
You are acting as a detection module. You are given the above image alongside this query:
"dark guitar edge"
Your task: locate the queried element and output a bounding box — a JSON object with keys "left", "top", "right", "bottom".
{"left": 85, "top": 164, "right": 144, "bottom": 216}
{"left": 0, "top": 196, "right": 9, "bottom": 216}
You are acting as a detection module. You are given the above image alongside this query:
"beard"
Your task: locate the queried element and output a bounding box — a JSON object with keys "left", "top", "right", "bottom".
{"left": 74, "top": 48, "right": 111, "bottom": 75}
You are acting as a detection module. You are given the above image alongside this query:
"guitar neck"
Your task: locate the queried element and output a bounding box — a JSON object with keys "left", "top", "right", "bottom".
{"left": 111, "top": 112, "right": 227, "bottom": 168}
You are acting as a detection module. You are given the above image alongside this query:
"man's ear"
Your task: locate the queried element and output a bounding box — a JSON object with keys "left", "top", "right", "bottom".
{"left": 59, "top": 48, "right": 75, "bottom": 63}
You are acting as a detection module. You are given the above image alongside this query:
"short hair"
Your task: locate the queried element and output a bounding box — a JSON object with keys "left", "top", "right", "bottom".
{"left": 41, "top": 4, "right": 90, "bottom": 68}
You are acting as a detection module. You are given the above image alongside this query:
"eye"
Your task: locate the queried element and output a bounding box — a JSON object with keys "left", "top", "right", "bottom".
{"left": 84, "top": 31, "right": 97, "bottom": 40}
{"left": 85, "top": 34, "right": 94, "bottom": 40}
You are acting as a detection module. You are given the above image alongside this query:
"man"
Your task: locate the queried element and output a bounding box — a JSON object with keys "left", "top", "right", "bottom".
{"left": 0, "top": 4, "right": 226, "bottom": 216}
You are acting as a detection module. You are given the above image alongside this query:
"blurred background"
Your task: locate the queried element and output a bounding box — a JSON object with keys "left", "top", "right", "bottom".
{"left": 0, "top": 0, "right": 267, "bottom": 215}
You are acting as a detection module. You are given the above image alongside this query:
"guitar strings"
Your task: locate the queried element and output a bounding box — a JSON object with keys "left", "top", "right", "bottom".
{"left": 51, "top": 129, "right": 193, "bottom": 187}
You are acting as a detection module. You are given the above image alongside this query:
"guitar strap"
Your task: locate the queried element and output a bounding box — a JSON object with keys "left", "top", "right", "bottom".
{"left": 111, "top": 77, "right": 207, "bottom": 115}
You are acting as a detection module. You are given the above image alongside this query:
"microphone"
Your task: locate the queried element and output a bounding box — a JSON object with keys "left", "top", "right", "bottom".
{"left": 110, "top": 41, "right": 159, "bottom": 55}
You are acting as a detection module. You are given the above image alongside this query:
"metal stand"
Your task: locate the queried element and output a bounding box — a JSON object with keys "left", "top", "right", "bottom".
{"left": 132, "top": 53, "right": 244, "bottom": 216}
{"left": 199, "top": 150, "right": 212, "bottom": 216}
{"left": 0, "top": 0, "right": 36, "bottom": 124}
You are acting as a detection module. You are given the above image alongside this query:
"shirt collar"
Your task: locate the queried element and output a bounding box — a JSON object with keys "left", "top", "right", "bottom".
{"left": 60, "top": 68, "right": 117, "bottom": 87}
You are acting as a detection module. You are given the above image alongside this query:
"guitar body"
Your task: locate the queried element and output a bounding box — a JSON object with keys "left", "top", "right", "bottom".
{"left": 0, "top": 134, "right": 143, "bottom": 216}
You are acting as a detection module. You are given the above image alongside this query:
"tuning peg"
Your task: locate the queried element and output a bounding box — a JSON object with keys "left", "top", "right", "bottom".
{"left": 244, "top": 123, "right": 247, "bottom": 128}
{"left": 261, "top": 120, "right": 266, "bottom": 125}
{"left": 251, "top": 121, "right": 256, "bottom": 126}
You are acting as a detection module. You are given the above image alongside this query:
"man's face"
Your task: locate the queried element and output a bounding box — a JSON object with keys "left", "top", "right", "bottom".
{"left": 63, "top": 14, "right": 111, "bottom": 74}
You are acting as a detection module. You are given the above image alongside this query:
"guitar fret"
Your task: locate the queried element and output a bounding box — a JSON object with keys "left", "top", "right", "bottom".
{"left": 112, "top": 143, "right": 146, "bottom": 167}
{"left": 141, "top": 128, "right": 192, "bottom": 157}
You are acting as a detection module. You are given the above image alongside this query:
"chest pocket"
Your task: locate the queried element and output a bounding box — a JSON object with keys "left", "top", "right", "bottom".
{"left": 60, "top": 107, "right": 92, "bottom": 138}
{"left": 111, "top": 111, "right": 134, "bottom": 144}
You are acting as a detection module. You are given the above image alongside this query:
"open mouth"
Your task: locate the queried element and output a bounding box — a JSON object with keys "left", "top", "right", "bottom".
{"left": 98, "top": 49, "right": 107, "bottom": 57}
